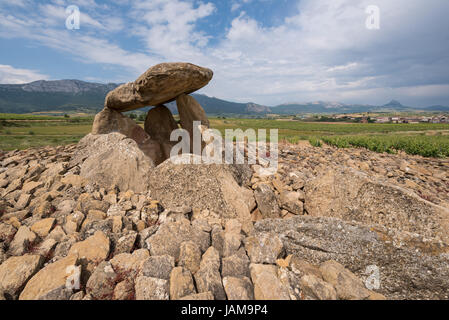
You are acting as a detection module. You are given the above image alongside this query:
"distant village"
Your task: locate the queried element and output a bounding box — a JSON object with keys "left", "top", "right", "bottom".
{"left": 295, "top": 113, "right": 449, "bottom": 124}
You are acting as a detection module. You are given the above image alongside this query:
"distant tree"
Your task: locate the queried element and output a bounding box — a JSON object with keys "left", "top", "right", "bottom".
{"left": 129, "top": 113, "right": 137, "bottom": 119}
{"left": 64, "top": 114, "right": 70, "bottom": 118}
{"left": 138, "top": 114, "right": 146, "bottom": 122}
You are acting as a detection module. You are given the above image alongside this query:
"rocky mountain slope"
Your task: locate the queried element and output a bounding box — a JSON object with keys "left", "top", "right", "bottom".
{"left": 1, "top": 80, "right": 446, "bottom": 114}
{"left": 1, "top": 138, "right": 448, "bottom": 300}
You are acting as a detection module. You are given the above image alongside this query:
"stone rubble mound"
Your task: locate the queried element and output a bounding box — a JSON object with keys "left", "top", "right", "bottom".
{"left": 1, "top": 142, "right": 448, "bottom": 300}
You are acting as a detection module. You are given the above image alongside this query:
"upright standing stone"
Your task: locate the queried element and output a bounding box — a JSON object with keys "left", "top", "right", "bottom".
{"left": 144, "top": 105, "right": 179, "bottom": 160}
{"left": 176, "top": 94, "right": 210, "bottom": 154}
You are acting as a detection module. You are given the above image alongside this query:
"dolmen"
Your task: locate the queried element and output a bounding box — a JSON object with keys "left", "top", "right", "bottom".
{"left": 91, "top": 62, "right": 213, "bottom": 165}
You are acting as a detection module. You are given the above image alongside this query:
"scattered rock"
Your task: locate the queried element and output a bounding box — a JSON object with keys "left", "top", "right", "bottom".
{"left": 8, "top": 226, "right": 36, "bottom": 256}
{"left": 146, "top": 219, "right": 209, "bottom": 261}
{"left": 178, "top": 241, "right": 202, "bottom": 275}
{"left": 280, "top": 191, "right": 304, "bottom": 215}
{"left": 194, "top": 247, "right": 226, "bottom": 300}
{"left": 0, "top": 255, "right": 44, "bottom": 299}
{"left": 30, "top": 218, "right": 55, "bottom": 238}
{"left": 68, "top": 231, "right": 110, "bottom": 272}
{"left": 299, "top": 274, "right": 337, "bottom": 300}
{"left": 250, "top": 264, "right": 290, "bottom": 300}
{"left": 169, "top": 267, "right": 196, "bottom": 300}
{"left": 304, "top": 168, "right": 449, "bottom": 243}
{"left": 223, "top": 276, "right": 254, "bottom": 300}
{"left": 19, "top": 254, "right": 79, "bottom": 300}
{"left": 244, "top": 232, "right": 284, "bottom": 264}
{"left": 140, "top": 255, "right": 175, "bottom": 280}
{"left": 135, "top": 276, "right": 169, "bottom": 300}
{"left": 254, "top": 184, "right": 281, "bottom": 219}
{"left": 319, "top": 260, "right": 370, "bottom": 300}
{"left": 86, "top": 261, "right": 117, "bottom": 300}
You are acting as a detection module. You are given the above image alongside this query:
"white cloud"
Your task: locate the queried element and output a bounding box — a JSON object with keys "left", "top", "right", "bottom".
{"left": 0, "top": 65, "right": 49, "bottom": 84}
{"left": 130, "top": 0, "right": 215, "bottom": 60}
{"left": 0, "top": 0, "right": 448, "bottom": 106}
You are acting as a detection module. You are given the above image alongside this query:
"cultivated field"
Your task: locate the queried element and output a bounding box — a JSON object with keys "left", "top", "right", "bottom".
{"left": 1, "top": 114, "right": 448, "bottom": 157}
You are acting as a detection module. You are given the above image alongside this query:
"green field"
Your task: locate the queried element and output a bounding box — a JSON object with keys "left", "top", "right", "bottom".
{"left": 1, "top": 115, "right": 448, "bottom": 158}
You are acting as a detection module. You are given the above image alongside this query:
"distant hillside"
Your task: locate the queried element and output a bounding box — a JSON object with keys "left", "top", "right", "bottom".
{"left": 0, "top": 80, "right": 119, "bottom": 113}
{"left": 272, "top": 101, "right": 379, "bottom": 114}
{"left": 0, "top": 79, "right": 447, "bottom": 115}
{"left": 0, "top": 80, "right": 269, "bottom": 115}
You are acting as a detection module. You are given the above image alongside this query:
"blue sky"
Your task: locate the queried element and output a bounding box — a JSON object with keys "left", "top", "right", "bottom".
{"left": 0, "top": 0, "right": 448, "bottom": 107}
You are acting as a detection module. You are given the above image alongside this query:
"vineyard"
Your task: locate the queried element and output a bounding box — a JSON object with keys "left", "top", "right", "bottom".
{"left": 1, "top": 114, "right": 448, "bottom": 158}
{"left": 320, "top": 134, "right": 449, "bottom": 158}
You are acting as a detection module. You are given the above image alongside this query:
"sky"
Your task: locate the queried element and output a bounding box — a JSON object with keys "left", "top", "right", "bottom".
{"left": 0, "top": 0, "right": 448, "bottom": 107}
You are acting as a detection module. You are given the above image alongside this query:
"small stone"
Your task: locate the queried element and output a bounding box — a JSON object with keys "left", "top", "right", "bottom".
{"left": 113, "top": 280, "right": 134, "bottom": 300}
{"left": 68, "top": 231, "right": 110, "bottom": 272}
{"left": 319, "top": 260, "right": 370, "bottom": 300}
{"left": 86, "top": 261, "right": 117, "bottom": 300}
{"left": 140, "top": 255, "right": 175, "bottom": 280}
{"left": 113, "top": 231, "right": 137, "bottom": 255}
{"left": 34, "top": 201, "right": 54, "bottom": 218}
{"left": 280, "top": 191, "right": 304, "bottom": 215}
{"left": 19, "top": 254, "right": 79, "bottom": 300}
{"left": 0, "top": 223, "right": 17, "bottom": 246}
{"left": 61, "top": 175, "right": 88, "bottom": 188}
{"left": 35, "top": 238, "right": 58, "bottom": 258}
{"left": 22, "top": 181, "right": 44, "bottom": 194}
{"left": 254, "top": 183, "right": 281, "bottom": 219}
{"left": 194, "top": 264, "right": 226, "bottom": 300}
{"left": 169, "top": 267, "right": 196, "bottom": 300}
{"left": 109, "top": 249, "right": 150, "bottom": 279}
{"left": 212, "top": 229, "right": 241, "bottom": 258}
{"left": 223, "top": 276, "right": 254, "bottom": 300}
{"left": 15, "top": 193, "right": 31, "bottom": 210}
{"left": 250, "top": 264, "right": 290, "bottom": 300}
{"left": 179, "top": 241, "right": 202, "bottom": 275}
{"left": 0, "top": 255, "right": 44, "bottom": 299}
{"left": 244, "top": 232, "right": 284, "bottom": 264}
{"left": 135, "top": 276, "right": 169, "bottom": 300}
{"left": 31, "top": 218, "right": 55, "bottom": 238}
{"left": 8, "top": 226, "right": 36, "bottom": 256}
{"left": 299, "top": 274, "right": 337, "bottom": 300}
{"left": 221, "top": 253, "right": 250, "bottom": 278}
{"left": 290, "top": 256, "right": 322, "bottom": 279}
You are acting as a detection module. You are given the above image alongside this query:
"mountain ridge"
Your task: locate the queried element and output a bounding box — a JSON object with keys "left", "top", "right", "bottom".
{"left": 0, "top": 79, "right": 447, "bottom": 114}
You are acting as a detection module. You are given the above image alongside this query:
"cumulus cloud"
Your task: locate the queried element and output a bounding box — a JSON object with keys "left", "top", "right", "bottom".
{"left": 0, "top": 65, "right": 49, "bottom": 84}
{"left": 0, "top": 0, "right": 448, "bottom": 106}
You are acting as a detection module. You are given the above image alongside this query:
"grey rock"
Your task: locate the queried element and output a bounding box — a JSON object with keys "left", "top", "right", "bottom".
{"left": 135, "top": 276, "right": 169, "bottom": 300}
{"left": 141, "top": 255, "right": 175, "bottom": 280}
{"left": 254, "top": 216, "right": 449, "bottom": 300}
{"left": 254, "top": 183, "right": 281, "bottom": 219}
{"left": 244, "top": 232, "right": 284, "bottom": 264}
